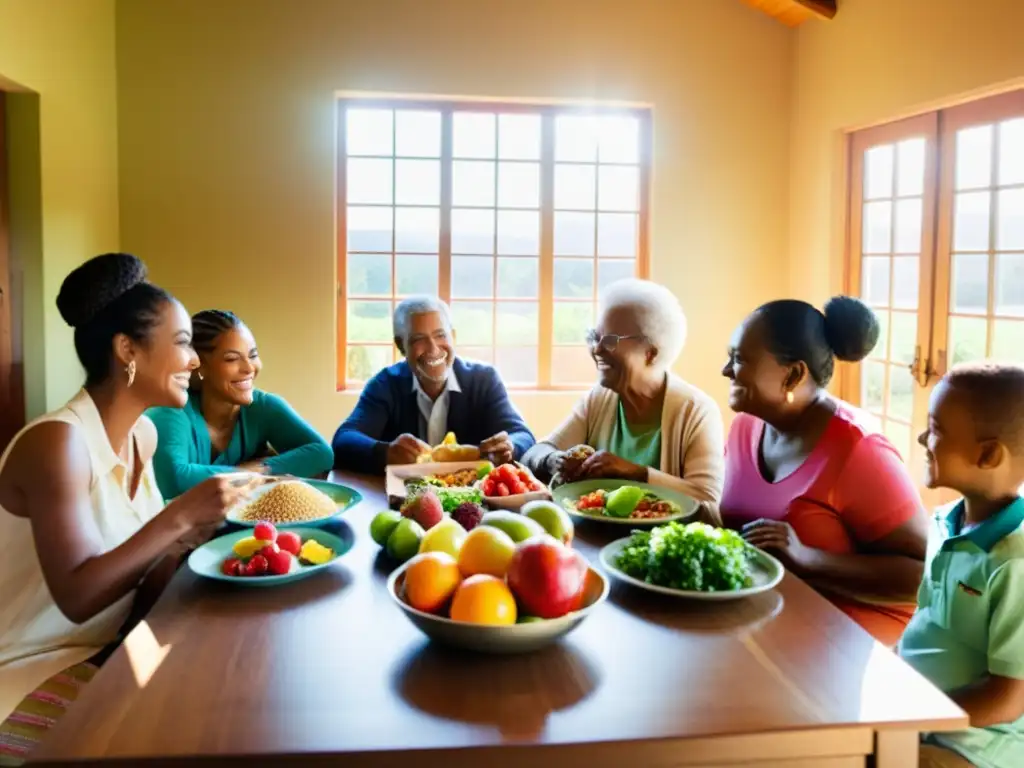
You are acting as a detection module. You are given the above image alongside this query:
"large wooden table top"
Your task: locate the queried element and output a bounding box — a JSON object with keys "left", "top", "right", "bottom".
{"left": 32, "top": 472, "right": 966, "bottom": 767}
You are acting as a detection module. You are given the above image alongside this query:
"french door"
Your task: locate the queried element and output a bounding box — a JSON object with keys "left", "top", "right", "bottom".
{"left": 844, "top": 89, "right": 1024, "bottom": 502}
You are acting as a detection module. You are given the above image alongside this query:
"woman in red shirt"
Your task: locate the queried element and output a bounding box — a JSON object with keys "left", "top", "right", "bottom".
{"left": 720, "top": 296, "right": 928, "bottom": 646}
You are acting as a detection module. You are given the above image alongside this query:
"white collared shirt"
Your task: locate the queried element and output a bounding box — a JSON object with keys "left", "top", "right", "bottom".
{"left": 412, "top": 368, "right": 461, "bottom": 447}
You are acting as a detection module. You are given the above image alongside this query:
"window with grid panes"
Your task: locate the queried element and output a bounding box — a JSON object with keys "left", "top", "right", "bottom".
{"left": 336, "top": 99, "right": 650, "bottom": 391}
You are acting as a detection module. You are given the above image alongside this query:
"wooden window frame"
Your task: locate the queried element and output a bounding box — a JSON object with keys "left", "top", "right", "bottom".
{"left": 334, "top": 98, "right": 652, "bottom": 392}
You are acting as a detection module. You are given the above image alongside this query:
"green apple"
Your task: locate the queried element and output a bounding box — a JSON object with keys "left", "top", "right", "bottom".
{"left": 521, "top": 500, "right": 574, "bottom": 545}
{"left": 517, "top": 615, "right": 545, "bottom": 624}
{"left": 418, "top": 517, "right": 468, "bottom": 559}
{"left": 386, "top": 518, "right": 425, "bottom": 562}
{"left": 369, "top": 510, "right": 403, "bottom": 547}
{"left": 480, "top": 510, "right": 546, "bottom": 543}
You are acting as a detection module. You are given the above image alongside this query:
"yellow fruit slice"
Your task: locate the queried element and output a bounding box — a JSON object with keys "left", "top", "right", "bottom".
{"left": 299, "top": 539, "right": 334, "bottom": 565}
{"left": 233, "top": 536, "right": 269, "bottom": 558}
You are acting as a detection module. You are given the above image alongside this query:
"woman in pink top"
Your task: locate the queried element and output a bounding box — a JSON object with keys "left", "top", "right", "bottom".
{"left": 720, "top": 296, "right": 928, "bottom": 646}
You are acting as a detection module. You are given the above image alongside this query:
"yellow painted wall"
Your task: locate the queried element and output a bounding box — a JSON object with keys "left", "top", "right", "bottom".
{"left": 790, "top": 0, "right": 1024, "bottom": 305}
{"left": 0, "top": 0, "right": 119, "bottom": 415}
{"left": 115, "top": 0, "right": 793, "bottom": 439}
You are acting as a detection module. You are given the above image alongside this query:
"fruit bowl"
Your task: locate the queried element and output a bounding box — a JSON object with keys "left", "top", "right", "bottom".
{"left": 387, "top": 562, "right": 609, "bottom": 654}
{"left": 477, "top": 462, "right": 551, "bottom": 511}
{"left": 187, "top": 527, "right": 351, "bottom": 586}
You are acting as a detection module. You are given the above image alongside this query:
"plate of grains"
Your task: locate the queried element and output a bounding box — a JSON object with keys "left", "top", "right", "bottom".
{"left": 227, "top": 479, "right": 363, "bottom": 528}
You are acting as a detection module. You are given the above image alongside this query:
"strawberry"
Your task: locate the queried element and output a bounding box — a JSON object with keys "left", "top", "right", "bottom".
{"left": 221, "top": 558, "right": 243, "bottom": 576}
{"left": 259, "top": 543, "right": 280, "bottom": 558}
{"left": 497, "top": 482, "right": 510, "bottom": 497}
{"left": 265, "top": 550, "right": 292, "bottom": 576}
{"left": 246, "top": 554, "right": 269, "bottom": 576}
{"left": 277, "top": 531, "right": 302, "bottom": 556}
{"left": 498, "top": 465, "right": 517, "bottom": 484}
{"left": 253, "top": 521, "right": 277, "bottom": 542}
{"left": 510, "top": 481, "right": 526, "bottom": 495}
{"left": 482, "top": 479, "right": 496, "bottom": 496}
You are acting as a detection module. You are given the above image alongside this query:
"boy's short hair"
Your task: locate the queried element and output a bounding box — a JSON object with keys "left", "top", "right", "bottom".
{"left": 946, "top": 362, "right": 1024, "bottom": 454}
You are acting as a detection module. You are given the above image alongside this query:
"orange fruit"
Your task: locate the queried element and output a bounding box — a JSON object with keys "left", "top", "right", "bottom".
{"left": 403, "top": 552, "right": 462, "bottom": 614}
{"left": 457, "top": 526, "right": 516, "bottom": 578}
{"left": 449, "top": 574, "right": 517, "bottom": 625}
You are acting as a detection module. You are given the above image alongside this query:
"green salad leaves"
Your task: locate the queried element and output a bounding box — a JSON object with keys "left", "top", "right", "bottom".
{"left": 614, "top": 521, "right": 754, "bottom": 592}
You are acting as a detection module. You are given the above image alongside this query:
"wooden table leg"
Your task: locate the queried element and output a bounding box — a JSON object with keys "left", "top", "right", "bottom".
{"left": 875, "top": 729, "right": 919, "bottom": 768}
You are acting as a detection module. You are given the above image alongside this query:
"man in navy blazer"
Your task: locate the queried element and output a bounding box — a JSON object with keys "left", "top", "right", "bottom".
{"left": 332, "top": 296, "right": 535, "bottom": 474}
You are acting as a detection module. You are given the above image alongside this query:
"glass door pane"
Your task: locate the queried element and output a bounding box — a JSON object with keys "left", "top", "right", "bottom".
{"left": 853, "top": 132, "right": 934, "bottom": 469}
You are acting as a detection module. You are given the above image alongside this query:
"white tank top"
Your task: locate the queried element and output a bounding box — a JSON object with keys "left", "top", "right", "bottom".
{"left": 0, "top": 389, "right": 164, "bottom": 719}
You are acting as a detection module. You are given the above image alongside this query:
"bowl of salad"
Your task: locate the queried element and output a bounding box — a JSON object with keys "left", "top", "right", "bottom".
{"left": 552, "top": 480, "right": 699, "bottom": 525}
{"left": 599, "top": 521, "right": 784, "bottom": 601}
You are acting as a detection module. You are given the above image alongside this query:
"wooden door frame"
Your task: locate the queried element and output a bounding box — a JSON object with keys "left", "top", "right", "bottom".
{"left": 0, "top": 90, "right": 26, "bottom": 450}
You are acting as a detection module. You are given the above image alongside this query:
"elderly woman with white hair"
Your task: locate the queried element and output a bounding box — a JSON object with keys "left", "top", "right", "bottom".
{"left": 524, "top": 279, "right": 725, "bottom": 504}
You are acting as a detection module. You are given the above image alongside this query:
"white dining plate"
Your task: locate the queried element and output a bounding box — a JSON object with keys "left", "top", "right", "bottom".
{"left": 598, "top": 537, "right": 785, "bottom": 601}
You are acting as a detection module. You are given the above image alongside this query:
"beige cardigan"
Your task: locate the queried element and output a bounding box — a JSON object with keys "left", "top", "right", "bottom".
{"left": 541, "top": 374, "right": 725, "bottom": 504}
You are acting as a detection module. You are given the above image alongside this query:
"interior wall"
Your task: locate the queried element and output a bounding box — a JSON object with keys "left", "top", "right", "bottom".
{"left": 0, "top": 0, "right": 119, "bottom": 415}
{"left": 790, "top": 0, "right": 1024, "bottom": 305}
{"left": 116, "top": 0, "right": 793, "bottom": 439}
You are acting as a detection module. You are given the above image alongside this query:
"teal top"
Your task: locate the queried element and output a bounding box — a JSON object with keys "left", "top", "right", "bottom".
{"left": 898, "top": 498, "right": 1024, "bottom": 768}
{"left": 148, "top": 389, "right": 333, "bottom": 499}
{"left": 604, "top": 402, "right": 663, "bottom": 470}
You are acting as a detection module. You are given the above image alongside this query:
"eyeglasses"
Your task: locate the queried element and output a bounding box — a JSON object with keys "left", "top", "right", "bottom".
{"left": 585, "top": 329, "right": 647, "bottom": 350}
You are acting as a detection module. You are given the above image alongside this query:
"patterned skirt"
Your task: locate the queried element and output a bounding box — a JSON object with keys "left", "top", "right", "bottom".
{"left": 0, "top": 662, "right": 98, "bottom": 766}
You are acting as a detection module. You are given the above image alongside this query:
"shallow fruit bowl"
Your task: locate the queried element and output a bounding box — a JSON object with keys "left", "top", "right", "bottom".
{"left": 387, "top": 564, "right": 609, "bottom": 654}
{"left": 188, "top": 527, "right": 351, "bottom": 587}
{"left": 226, "top": 479, "right": 363, "bottom": 528}
{"left": 476, "top": 463, "right": 551, "bottom": 511}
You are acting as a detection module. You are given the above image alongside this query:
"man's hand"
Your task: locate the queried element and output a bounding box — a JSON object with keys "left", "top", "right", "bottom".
{"left": 387, "top": 434, "right": 431, "bottom": 466}
{"left": 480, "top": 432, "right": 514, "bottom": 465}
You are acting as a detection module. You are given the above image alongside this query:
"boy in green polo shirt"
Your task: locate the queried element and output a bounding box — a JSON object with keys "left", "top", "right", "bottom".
{"left": 899, "top": 363, "right": 1024, "bottom": 768}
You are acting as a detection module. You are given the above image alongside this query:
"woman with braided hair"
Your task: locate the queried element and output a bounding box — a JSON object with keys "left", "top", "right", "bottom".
{"left": 0, "top": 254, "right": 257, "bottom": 762}
{"left": 148, "top": 309, "right": 332, "bottom": 499}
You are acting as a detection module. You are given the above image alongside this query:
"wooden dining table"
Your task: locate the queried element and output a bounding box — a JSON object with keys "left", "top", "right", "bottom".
{"left": 32, "top": 471, "right": 966, "bottom": 767}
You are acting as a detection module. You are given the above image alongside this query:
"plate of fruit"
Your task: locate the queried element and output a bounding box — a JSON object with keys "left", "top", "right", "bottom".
{"left": 477, "top": 462, "right": 550, "bottom": 510}
{"left": 388, "top": 527, "right": 608, "bottom": 654}
{"left": 599, "top": 521, "right": 784, "bottom": 601}
{"left": 187, "top": 522, "right": 350, "bottom": 586}
{"left": 553, "top": 479, "right": 699, "bottom": 525}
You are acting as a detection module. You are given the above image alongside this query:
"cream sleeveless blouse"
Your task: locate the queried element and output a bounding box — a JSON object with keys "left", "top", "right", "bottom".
{"left": 0, "top": 390, "right": 164, "bottom": 719}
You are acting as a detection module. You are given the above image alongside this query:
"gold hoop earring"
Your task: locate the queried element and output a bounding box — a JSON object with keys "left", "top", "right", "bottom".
{"left": 126, "top": 360, "right": 136, "bottom": 388}
{"left": 785, "top": 390, "right": 794, "bottom": 404}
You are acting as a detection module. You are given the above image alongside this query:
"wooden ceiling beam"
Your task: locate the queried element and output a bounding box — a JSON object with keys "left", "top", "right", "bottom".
{"left": 795, "top": 0, "right": 837, "bottom": 20}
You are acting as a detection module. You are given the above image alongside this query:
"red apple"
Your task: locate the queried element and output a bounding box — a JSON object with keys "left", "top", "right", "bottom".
{"left": 507, "top": 536, "right": 588, "bottom": 619}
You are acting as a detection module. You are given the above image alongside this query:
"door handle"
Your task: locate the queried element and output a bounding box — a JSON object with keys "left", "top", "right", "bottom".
{"left": 909, "top": 345, "right": 938, "bottom": 387}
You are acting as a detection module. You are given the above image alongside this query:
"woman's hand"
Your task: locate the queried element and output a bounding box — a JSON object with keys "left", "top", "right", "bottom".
{"left": 741, "top": 519, "right": 813, "bottom": 571}
{"left": 577, "top": 450, "right": 648, "bottom": 483}
{"left": 162, "top": 474, "right": 258, "bottom": 534}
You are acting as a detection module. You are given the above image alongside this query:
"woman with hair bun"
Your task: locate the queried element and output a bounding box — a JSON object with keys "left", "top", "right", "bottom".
{"left": 720, "top": 296, "right": 928, "bottom": 645}
{"left": 0, "top": 254, "right": 257, "bottom": 760}
{"left": 148, "top": 309, "right": 332, "bottom": 500}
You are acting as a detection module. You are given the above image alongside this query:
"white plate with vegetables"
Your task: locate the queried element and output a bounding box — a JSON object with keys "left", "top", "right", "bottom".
{"left": 553, "top": 480, "right": 698, "bottom": 525}
{"left": 599, "top": 522, "right": 784, "bottom": 601}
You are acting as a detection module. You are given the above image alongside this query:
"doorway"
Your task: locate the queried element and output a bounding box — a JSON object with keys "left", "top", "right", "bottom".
{"left": 0, "top": 90, "right": 26, "bottom": 451}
